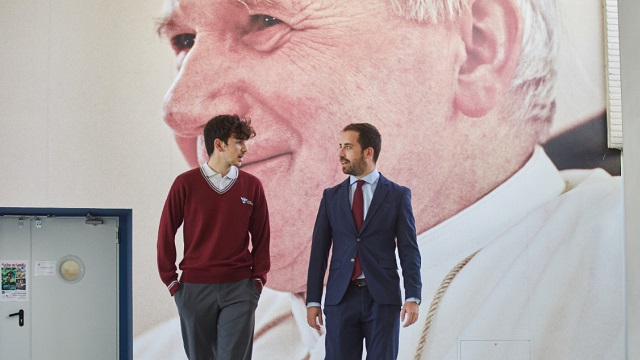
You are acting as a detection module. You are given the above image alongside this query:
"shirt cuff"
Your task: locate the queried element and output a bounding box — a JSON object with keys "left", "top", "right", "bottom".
{"left": 306, "top": 302, "right": 321, "bottom": 308}
{"left": 406, "top": 297, "right": 421, "bottom": 305}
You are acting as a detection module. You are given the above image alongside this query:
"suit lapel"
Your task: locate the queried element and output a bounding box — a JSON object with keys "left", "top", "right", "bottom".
{"left": 338, "top": 178, "right": 358, "bottom": 233}
{"left": 360, "top": 174, "right": 389, "bottom": 233}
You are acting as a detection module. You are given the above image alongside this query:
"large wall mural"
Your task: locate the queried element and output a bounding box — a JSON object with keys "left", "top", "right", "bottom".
{"left": 0, "top": 1, "right": 623, "bottom": 359}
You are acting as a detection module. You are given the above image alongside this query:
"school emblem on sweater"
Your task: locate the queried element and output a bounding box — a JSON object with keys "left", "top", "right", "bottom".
{"left": 241, "top": 197, "right": 253, "bottom": 205}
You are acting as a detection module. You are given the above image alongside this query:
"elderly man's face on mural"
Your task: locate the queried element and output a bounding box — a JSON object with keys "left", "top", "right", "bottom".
{"left": 159, "top": 0, "right": 498, "bottom": 292}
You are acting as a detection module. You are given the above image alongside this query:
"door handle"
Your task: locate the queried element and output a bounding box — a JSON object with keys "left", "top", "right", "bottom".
{"left": 9, "top": 309, "right": 24, "bottom": 327}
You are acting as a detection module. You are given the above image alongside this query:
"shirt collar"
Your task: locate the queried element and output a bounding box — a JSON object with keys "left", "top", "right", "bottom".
{"left": 350, "top": 168, "right": 380, "bottom": 186}
{"left": 200, "top": 164, "right": 238, "bottom": 179}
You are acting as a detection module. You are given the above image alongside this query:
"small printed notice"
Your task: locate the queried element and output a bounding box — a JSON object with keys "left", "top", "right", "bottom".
{"left": 35, "top": 261, "right": 56, "bottom": 276}
{"left": 1, "top": 260, "right": 29, "bottom": 301}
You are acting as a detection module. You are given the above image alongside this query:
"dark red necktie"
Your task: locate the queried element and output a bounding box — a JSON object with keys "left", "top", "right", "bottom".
{"left": 351, "top": 180, "right": 364, "bottom": 280}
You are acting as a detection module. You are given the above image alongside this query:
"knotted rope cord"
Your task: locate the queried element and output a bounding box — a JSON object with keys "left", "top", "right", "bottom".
{"left": 414, "top": 249, "right": 481, "bottom": 359}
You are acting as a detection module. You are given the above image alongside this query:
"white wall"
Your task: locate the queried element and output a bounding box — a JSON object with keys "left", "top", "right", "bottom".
{"left": 619, "top": 0, "right": 640, "bottom": 358}
{"left": 0, "top": 0, "right": 188, "bottom": 336}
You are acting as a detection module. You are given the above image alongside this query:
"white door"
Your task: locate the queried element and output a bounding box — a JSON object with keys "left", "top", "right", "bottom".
{"left": 0, "top": 216, "right": 119, "bottom": 360}
{"left": 0, "top": 216, "right": 30, "bottom": 358}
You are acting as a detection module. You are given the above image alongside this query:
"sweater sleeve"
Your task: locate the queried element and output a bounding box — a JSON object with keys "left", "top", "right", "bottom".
{"left": 157, "top": 176, "right": 186, "bottom": 296}
{"left": 248, "top": 179, "right": 271, "bottom": 285}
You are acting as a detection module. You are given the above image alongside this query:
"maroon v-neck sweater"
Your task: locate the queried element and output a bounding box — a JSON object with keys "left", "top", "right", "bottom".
{"left": 157, "top": 167, "right": 270, "bottom": 295}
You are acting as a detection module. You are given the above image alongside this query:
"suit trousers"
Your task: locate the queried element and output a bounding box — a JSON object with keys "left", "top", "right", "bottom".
{"left": 174, "top": 279, "right": 260, "bottom": 360}
{"left": 323, "top": 284, "right": 401, "bottom": 360}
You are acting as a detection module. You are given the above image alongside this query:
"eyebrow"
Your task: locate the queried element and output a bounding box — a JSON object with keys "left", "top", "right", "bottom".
{"left": 155, "top": 15, "right": 174, "bottom": 37}
{"left": 237, "top": 0, "right": 282, "bottom": 11}
{"left": 156, "top": 0, "right": 292, "bottom": 37}
{"left": 155, "top": 0, "right": 289, "bottom": 37}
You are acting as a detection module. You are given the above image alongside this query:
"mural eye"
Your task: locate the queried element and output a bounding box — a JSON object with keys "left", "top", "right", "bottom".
{"left": 242, "top": 14, "right": 291, "bottom": 52}
{"left": 248, "top": 14, "right": 283, "bottom": 31}
{"left": 171, "top": 33, "right": 195, "bottom": 52}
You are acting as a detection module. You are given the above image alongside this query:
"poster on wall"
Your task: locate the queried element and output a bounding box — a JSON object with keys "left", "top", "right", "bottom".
{"left": 1, "top": 260, "right": 28, "bottom": 301}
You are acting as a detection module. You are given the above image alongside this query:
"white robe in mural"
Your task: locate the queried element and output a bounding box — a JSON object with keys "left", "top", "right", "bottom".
{"left": 134, "top": 147, "right": 624, "bottom": 360}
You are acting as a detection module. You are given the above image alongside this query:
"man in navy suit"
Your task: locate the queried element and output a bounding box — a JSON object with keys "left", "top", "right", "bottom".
{"left": 306, "top": 123, "right": 422, "bottom": 359}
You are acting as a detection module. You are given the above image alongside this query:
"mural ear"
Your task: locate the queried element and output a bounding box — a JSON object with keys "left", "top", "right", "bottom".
{"left": 454, "top": 0, "right": 523, "bottom": 118}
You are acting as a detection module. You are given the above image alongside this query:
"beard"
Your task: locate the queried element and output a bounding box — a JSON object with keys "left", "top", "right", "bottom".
{"left": 342, "top": 154, "right": 367, "bottom": 177}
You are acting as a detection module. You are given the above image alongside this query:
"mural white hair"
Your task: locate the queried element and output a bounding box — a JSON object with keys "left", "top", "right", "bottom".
{"left": 390, "top": 0, "right": 558, "bottom": 142}
{"left": 388, "top": 0, "right": 469, "bottom": 22}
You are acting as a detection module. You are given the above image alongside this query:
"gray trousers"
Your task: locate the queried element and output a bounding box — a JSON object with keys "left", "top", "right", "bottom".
{"left": 174, "top": 279, "right": 260, "bottom": 360}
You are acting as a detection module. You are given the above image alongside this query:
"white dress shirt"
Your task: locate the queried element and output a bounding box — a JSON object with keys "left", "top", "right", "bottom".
{"left": 348, "top": 169, "right": 380, "bottom": 220}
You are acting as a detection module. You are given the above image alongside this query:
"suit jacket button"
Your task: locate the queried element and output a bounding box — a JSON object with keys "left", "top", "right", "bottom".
{"left": 351, "top": 258, "right": 355, "bottom": 263}
{"left": 357, "top": 238, "right": 361, "bottom": 242}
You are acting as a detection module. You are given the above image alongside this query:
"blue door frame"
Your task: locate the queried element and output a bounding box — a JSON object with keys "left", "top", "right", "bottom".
{"left": 0, "top": 207, "right": 133, "bottom": 360}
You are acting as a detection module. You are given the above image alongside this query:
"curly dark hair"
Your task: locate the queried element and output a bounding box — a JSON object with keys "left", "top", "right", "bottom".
{"left": 204, "top": 114, "right": 256, "bottom": 156}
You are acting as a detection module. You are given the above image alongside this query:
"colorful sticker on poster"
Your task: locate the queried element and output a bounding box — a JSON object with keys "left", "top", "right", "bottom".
{"left": 1, "top": 260, "right": 28, "bottom": 301}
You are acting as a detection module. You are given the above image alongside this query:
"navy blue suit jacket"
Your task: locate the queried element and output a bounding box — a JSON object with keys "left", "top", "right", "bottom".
{"left": 306, "top": 174, "right": 421, "bottom": 306}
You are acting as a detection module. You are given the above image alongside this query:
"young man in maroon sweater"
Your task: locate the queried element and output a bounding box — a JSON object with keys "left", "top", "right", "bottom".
{"left": 157, "top": 114, "right": 271, "bottom": 360}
